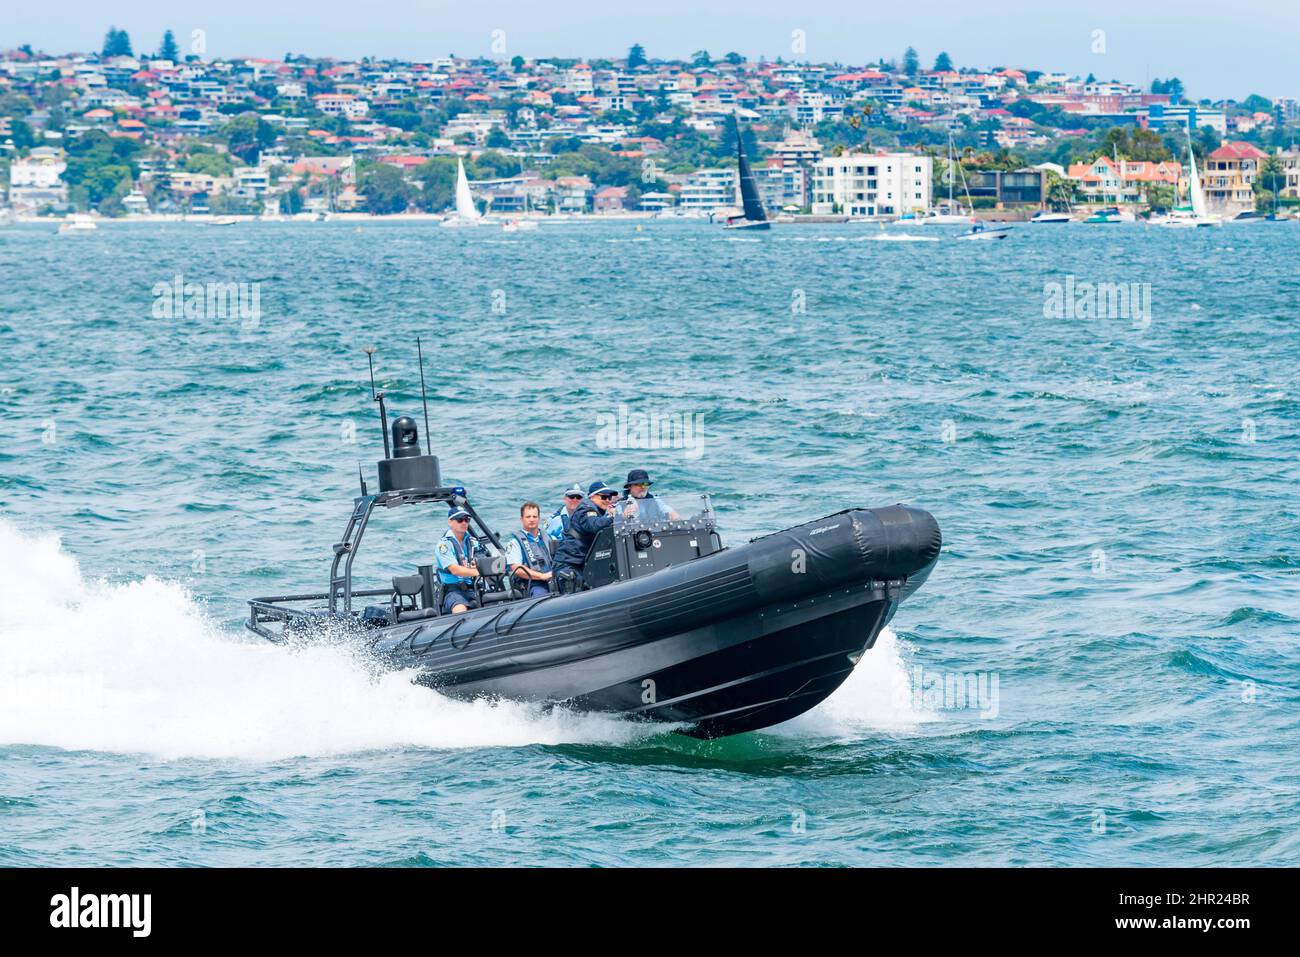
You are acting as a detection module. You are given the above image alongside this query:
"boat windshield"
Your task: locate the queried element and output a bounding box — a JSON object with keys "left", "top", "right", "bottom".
{"left": 613, "top": 493, "right": 715, "bottom": 528}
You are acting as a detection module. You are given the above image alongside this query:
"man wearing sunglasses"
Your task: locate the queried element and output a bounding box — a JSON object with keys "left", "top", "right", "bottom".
{"left": 620, "top": 468, "right": 680, "bottom": 523}
{"left": 546, "top": 483, "right": 586, "bottom": 542}
{"left": 436, "top": 507, "right": 481, "bottom": 614}
{"left": 551, "top": 481, "right": 620, "bottom": 593}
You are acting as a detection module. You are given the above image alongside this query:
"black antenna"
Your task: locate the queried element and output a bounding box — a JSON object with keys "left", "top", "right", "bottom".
{"left": 358, "top": 462, "right": 368, "bottom": 496}
{"left": 364, "top": 345, "right": 390, "bottom": 458}
{"left": 416, "top": 336, "right": 432, "bottom": 456}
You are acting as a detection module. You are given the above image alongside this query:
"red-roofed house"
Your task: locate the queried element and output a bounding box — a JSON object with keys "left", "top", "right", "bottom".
{"left": 594, "top": 185, "right": 629, "bottom": 212}
{"left": 1066, "top": 155, "right": 1181, "bottom": 204}
{"left": 1203, "top": 141, "right": 1266, "bottom": 213}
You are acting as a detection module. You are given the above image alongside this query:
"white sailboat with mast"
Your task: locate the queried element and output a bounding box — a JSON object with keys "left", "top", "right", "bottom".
{"left": 923, "top": 131, "right": 975, "bottom": 225}
{"left": 440, "top": 157, "right": 484, "bottom": 228}
{"left": 1157, "top": 123, "right": 1221, "bottom": 228}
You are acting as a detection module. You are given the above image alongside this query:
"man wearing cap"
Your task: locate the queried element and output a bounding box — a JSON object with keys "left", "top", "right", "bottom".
{"left": 505, "top": 501, "right": 554, "bottom": 599}
{"left": 551, "top": 481, "right": 621, "bottom": 593}
{"left": 620, "top": 469, "right": 680, "bottom": 523}
{"left": 546, "top": 484, "right": 586, "bottom": 542}
{"left": 436, "top": 507, "right": 481, "bottom": 614}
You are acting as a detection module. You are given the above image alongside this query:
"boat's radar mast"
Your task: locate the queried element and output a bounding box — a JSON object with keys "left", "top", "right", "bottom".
{"left": 365, "top": 342, "right": 442, "bottom": 494}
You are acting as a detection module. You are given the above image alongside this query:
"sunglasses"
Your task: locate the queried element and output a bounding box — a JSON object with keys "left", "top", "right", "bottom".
{"left": 595, "top": 493, "right": 616, "bottom": 499}
{"left": 451, "top": 517, "right": 470, "bottom": 523}
{"left": 565, "top": 494, "right": 582, "bottom": 500}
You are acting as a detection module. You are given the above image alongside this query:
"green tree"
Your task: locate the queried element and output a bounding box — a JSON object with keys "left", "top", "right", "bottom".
{"left": 933, "top": 51, "right": 953, "bottom": 72}
{"left": 222, "top": 114, "right": 277, "bottom": 163}
{"left": 724, "top": 52, "right": 743, "bottom": 65}
{"left": 412, "top": 157, "right": 459, "bottom": 211}
{"left": 470, "top": 149, "right": 521, "bottom": 179}
{"left": 184, "top": 150, "right": 233, "bottom": 177}
{"left": 9, "top": 119, "right": 35, "bottom": 149}
{"left": 1240, "top": 93, "right": 1272, "bottom": 114}
{"left": 101, "top": 27, "right": 133, "bottom": 58}
{"left": 903, "top": 46, "right": 920, "bottom": 78}
{"left": 691, "top": 50, "right": 712, "bottom": 68}
{"left": 159, "top": 29, "right": 179, "bottom": 61}
{"left": 627, "top": 44, "right": 647, "bottom": 69}
{"left": 1145, "top": 182, "right": 1175, "bottom": 212}
{"left": 1257, "top": 155, "right": 1285, "bottom": 195}
{"left": 510, "top": 55, "right": 525, "bottom": 71}
{"left": 485, "top": 127, "right": 511, "bottom": 149}
{"left": 359, "top": 163, "right": 414, "bottom": 214}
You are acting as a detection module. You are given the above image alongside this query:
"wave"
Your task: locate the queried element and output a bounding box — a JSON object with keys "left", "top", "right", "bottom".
{"left": 0, "top": 520, "right": 916, "bottom": 761}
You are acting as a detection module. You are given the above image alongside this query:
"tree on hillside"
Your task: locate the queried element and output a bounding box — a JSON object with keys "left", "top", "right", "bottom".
{"left": 1151, "top": 77, "right": 1185, "bottom": 99}
{"left": 724, "top": 52, "right": 743, "bottom": 65}
{"left": 903, "top": 46, "right": 920, "bottom": 78}
{"left": 222, "top": 114, "right": 277, "bottom": 163}
{"left": 1240, "top": 93, "right": 1272, "bottom": 114}
{"left": 102, "top": 27, "right": 133, "bottom": 58}
{"left": 933, "top": 51, "right": 953, "bottom": 72}
{"left": 627, "top": 44, "right": 647, "bottom": 69}
{"left": 360, "top": 163, "right": 414, "bottom": 214}
{"left": 691, "top": 50, "right": 712, "bottom": 68}
{"left": 412, "top": 157, "right": 459, "bottom": 211}
{"left": 158, "top": 29, "right": 179, "bottom": 61}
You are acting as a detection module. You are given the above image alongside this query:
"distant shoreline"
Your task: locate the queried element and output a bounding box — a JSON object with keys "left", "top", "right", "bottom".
{"left": 5, "top": 211, "right": 662, "bottom": 225}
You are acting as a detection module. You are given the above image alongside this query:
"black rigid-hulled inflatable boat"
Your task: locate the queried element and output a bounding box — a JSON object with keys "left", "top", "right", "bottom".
{"left": 247, "top": 378, "right": 941, "bottom": 738}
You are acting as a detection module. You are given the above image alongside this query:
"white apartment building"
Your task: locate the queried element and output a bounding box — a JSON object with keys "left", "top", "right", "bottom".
{"left": 811, "top": 152, "right": 932, "bottom": 217}
{"left": 678, "top": 168, "right": 736, "bottom": 212}
{"left": 8, "top": 147, "right": 68, "bottom": 208}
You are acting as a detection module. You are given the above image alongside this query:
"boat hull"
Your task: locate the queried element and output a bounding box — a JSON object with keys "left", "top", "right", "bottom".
{"left": 362, "top": 505, "right": 941, "bottom": 738}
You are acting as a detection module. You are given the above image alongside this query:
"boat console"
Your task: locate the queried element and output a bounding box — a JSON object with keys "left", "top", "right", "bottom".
{"left": 583, "top": 511, "right": 723, "bottom": 589}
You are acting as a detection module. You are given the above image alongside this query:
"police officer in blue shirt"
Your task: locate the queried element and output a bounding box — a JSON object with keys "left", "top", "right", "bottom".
{"left": 552, "top": 481, "right": 621, "bottom": 593}
{"left": 505, "top": 501, "right": 554, "bottom": 598}
{"left": 546, "top": 484, "right": 586, "bottom": 542}
{"left": 436, "top": 507, "right": 481, "bottom": 614}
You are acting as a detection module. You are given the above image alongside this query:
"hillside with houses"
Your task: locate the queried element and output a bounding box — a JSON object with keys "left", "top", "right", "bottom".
{"left": 2, "top": 31, "right": 1298, "bottom": 219}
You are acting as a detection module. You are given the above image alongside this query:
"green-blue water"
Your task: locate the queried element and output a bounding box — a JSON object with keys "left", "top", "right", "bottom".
{"left": 1, "top": 220, "right": 1297, "bottom": 866}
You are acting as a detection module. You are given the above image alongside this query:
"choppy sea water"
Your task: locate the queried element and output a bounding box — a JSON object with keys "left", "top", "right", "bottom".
{"left": 0, "top": 219, "right": 1297, "bottom": 866}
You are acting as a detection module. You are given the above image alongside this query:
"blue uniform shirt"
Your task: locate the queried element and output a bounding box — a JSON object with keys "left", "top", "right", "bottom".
{"left": 436, "top": 528, "right": 479, "bottom": 586}
{"left": 546, "top": 509, "right": 570, "bottom": 541}
{"left": 505, "top": 529, "right": 551, "bottom": 570}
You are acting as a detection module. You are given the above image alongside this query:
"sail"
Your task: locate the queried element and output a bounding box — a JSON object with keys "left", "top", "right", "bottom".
{"left": 732, "top": 115, "right": 767, "bottom": 223}
{"left": 1187, "top": 134, "right": 1207, "bottom": 219}
{"left": 454, "top": 158, "right": 480, "bottom": 220}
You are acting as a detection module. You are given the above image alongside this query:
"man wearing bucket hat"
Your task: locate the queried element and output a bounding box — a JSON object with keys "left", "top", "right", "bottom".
{"left": 546, "top": 483, "right": 586, "bottom": 542}
{"left": 436, "top": 506, "right": 481, "bottom": 614}
{"left": 620, "top": 469, "right": 680, "bottom": 523}
{"left": 551, "top": 481, "right": 620, "bottom": 593}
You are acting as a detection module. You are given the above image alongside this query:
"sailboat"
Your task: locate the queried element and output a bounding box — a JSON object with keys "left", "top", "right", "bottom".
{"left": 440, "top": 158, "right": 483, "bottom": 228}
{"left": 1157, "top": 124, "right": 1221, "bottom": 228}
{"left": 923, "top": 132, "right": 975, "bottom": 225}
{"left": 723, "top": 114, "right": 771, "bottom": 230}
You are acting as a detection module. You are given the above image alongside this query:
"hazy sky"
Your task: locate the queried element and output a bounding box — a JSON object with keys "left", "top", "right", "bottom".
{"left": 5, "top": 1, "right": 1298, "bottom": 100}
